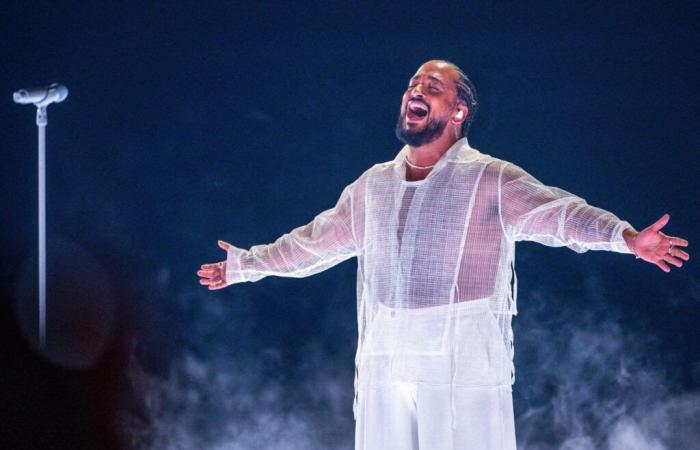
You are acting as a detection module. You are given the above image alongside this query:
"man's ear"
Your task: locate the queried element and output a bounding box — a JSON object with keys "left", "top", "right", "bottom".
{"left": 453, "top": 105, "right": 468, "bottom": 123}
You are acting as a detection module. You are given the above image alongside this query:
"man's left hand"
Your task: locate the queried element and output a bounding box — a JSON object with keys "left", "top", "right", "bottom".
{"left": 625, "top": 214, "right": 690, "bottom": 272}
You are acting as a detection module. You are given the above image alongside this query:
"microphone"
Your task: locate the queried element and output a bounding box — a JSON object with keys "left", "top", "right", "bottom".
{"left": 13, "top": 83, "right": 68, "bottom": 107}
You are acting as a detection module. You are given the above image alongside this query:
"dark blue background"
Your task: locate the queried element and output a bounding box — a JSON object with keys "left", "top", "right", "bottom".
{"left": 2, "top": 1, "right": 698, "bottom": 449}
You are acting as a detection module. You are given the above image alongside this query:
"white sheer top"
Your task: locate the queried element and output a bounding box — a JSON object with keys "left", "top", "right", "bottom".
{"left": 225, "top": 138, "right": 635, "bottom": 416}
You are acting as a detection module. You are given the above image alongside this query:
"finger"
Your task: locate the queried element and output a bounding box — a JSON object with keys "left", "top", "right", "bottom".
{"left": 218, "top": 240, "right": 231, "bottom": 251}
{"left": 673, "top": 248, "right": 690, "bottom": 261}
{"left": 663, "top": 254, "right": 683, "bottom": 268}
{"left": 668, "top": 236, "right": 689, "bottom": 247}
{"left": 209, "top": 281, "right": 227, "bottom": 290}
{"left": 201, "top": 262, "right": 226, "bottom": 273}
{"left": 200, "top": 278, "right": 220, "bottom": 285}
{"left": 197, "top": 269, "right": 216, "bottom": 277}
{"left": 650, "top": 213, "right": 669, "bottom": 232}
{"left": 655, "top": 260, "right": 671, "bottom": 272}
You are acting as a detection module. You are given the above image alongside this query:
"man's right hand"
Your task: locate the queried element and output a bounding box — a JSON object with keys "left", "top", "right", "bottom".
{"left": 197, "top": 240, "right": 232, "bottom": 290}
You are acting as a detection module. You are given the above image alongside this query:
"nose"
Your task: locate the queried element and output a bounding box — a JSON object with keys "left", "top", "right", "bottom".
{"left": 410, "top": 83, "right": 425, "bottom": 98}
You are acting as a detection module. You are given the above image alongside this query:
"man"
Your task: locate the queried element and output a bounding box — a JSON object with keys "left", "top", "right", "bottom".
{"left": 197, "top": 60, "right": 689, "bottom": 450}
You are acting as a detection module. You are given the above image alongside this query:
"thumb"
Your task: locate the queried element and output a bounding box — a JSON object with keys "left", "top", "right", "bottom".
{"left": 218, "top": 240, "right": 231, "bottom": 251}
{"left": 650, "top": 213, "right": 670, "bottom": 232}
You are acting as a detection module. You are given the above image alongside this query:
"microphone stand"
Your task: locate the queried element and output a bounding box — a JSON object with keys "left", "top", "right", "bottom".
{"left": 14, "top": 90, "right": 63, "bottom": 348}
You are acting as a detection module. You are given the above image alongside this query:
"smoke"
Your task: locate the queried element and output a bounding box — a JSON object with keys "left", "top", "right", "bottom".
{"left": 119, "top": 271, "right": 699, "bottom": 449}
{"left": 121, "top": 351, "right": 336, "bottom": 450}
{"left": 119, "top": 282, "right": 356, "bottom": 450}
{"left": 513, "top": 274, "right": 700, "bottom": 450}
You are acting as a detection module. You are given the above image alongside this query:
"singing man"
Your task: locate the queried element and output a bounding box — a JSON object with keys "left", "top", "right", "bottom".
{"left": 198, "top": 60, "right": 689, "bottom": 450}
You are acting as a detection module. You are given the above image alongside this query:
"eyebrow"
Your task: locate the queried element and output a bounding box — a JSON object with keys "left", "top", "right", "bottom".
{"left": 409, "top": 75, "right": 445, "bottom": 86}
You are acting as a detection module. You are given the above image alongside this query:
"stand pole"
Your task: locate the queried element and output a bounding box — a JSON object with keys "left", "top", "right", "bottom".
{"left": 37, "top": 106, "right": 47, "bottom": 348}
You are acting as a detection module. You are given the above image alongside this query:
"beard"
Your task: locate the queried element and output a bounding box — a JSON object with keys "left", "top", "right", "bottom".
{"left": 395, "top": 110, "right": 449, "bottom": 147}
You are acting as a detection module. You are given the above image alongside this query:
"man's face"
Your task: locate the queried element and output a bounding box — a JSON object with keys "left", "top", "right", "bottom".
{"left": 395, "top": 61, "right": 460, "bottom": 147}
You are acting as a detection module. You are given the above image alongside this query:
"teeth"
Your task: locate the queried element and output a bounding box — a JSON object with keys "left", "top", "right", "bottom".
{"left": 408, "top": 100, "right": 428, "bottom": 114}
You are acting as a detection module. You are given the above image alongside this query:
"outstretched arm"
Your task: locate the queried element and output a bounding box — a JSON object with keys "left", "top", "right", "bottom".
{"left": 198, "top": 181, "right": 361, "bottom": 290}
{"left": 499, "top": 162, "right": 690, "bottom": 272}
{"left": 499, "top": 162, "right": 636, "bottom": 253}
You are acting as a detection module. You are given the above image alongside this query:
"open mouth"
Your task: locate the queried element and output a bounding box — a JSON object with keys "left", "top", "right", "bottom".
{"left": 406, "top": 100, "right": 429, "bottom": 122}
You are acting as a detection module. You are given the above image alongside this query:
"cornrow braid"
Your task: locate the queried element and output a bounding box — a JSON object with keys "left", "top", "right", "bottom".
{"left": 442, "top": 60, "right": 479, "bottom": 137}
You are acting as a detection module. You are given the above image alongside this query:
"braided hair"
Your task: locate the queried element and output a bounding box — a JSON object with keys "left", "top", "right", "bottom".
{"left": 441, "top": 60, "right": 479, "bottom": 137}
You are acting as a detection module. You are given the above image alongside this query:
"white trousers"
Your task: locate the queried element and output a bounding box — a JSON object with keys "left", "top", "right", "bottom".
{"left": 355, "top": 382, "right": 516, "bottom": 450}
{"left": 355, "top": 299, "right": 517, "bottom": 450}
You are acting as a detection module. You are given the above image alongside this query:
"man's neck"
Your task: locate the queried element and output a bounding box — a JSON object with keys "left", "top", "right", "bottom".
{"left": 407, "top": 133, "right": 459, "bottom": 167}
{"left": 404, "top": 134, "right": 460, "bottom": 182}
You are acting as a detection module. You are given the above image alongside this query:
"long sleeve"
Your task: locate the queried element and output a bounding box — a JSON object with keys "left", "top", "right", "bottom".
{"left": 225, "top": 180, "right": 360, "bottom": 284}
{"left": 498, "top": 162, "right": 636, "bottom": 254}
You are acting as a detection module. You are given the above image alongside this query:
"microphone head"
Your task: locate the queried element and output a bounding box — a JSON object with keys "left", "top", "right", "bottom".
{"left": 12, "top": 89, "right": 36, "bottom": 105}
{"left": 13, "top": 89, "right": 30, "bottom": 104}
{"left": 50, "top": 83, "right": 69, "bottom": 103}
